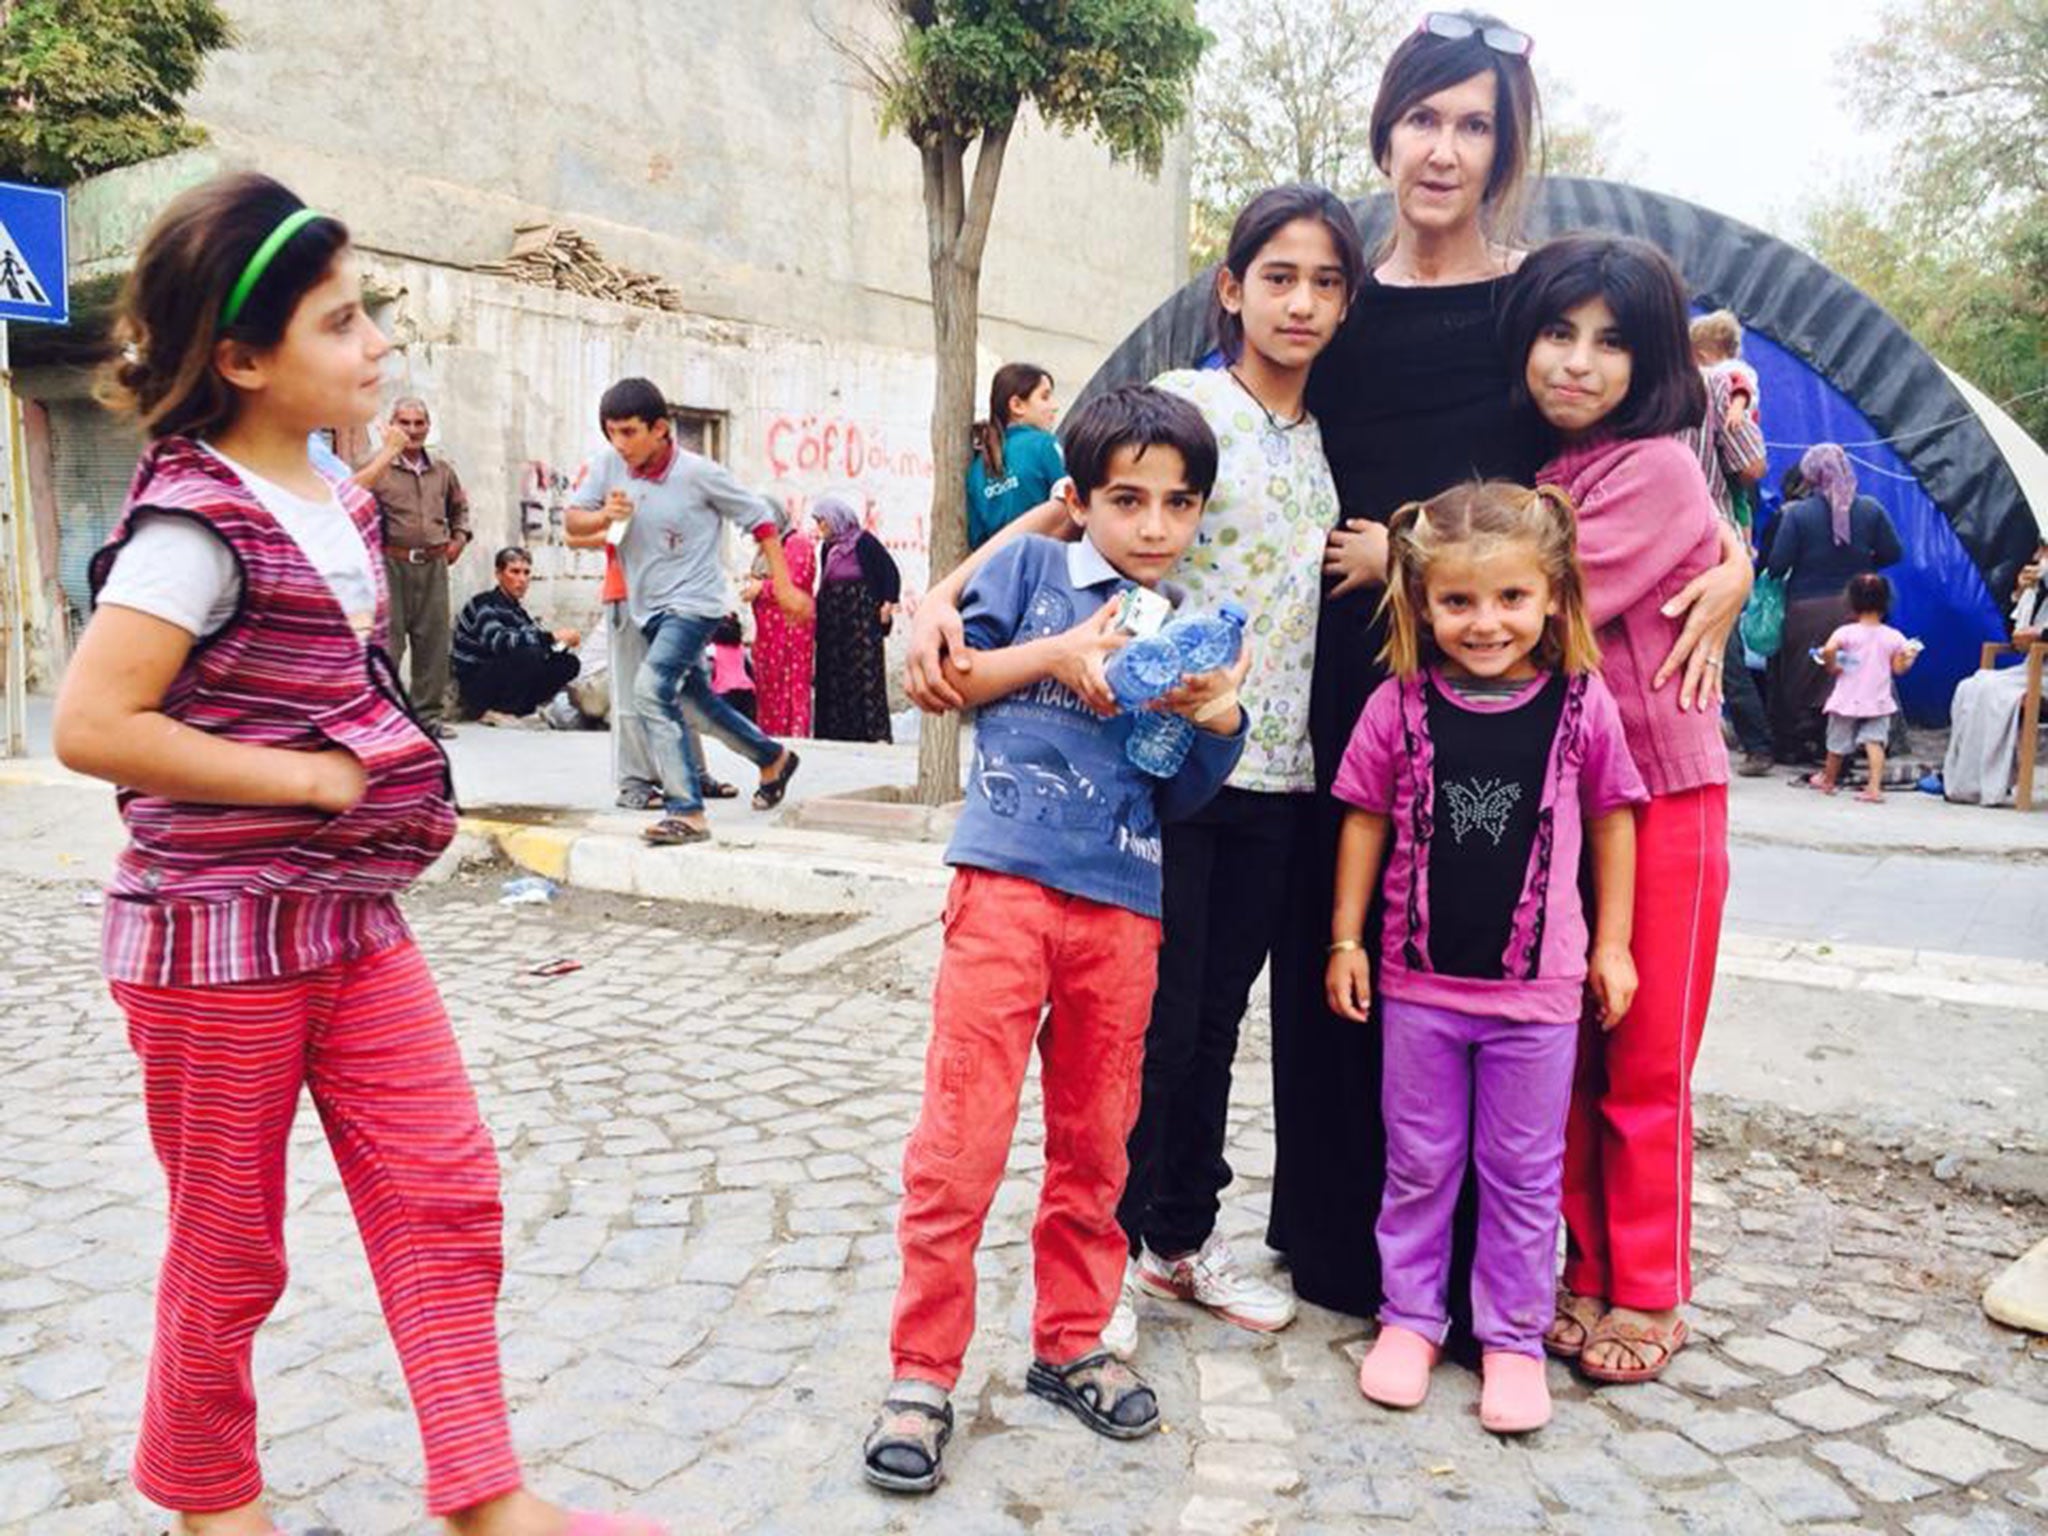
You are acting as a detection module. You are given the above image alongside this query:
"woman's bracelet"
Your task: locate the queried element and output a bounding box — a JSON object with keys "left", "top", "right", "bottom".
{"left": 1327, "top": 938, "right": 1363, "bottom": 954}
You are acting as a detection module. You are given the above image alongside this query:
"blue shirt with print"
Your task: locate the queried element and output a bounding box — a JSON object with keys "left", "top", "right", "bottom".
{"left": 944, "top": 535, "right": 1245, "bottom": 918}
{"left": 966, "top": 425, "right": 1065, "bottom": 549}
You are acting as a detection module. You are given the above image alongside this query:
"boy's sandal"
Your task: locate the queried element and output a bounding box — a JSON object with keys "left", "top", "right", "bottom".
{"left": 1579, "top": 1313, "right": 1689, "bottom": 1385}
{"left": 1543, "top": 1290, "right": 1604, "bottom": 1360}
{"left": 700, "top": 777, "right": 741, "bottom": 800}
{"left": 1026, "top": 1350, "right": 1161, "bottom": 1440}
{"left": 616, "top": 785, "right": 666, "bottom": 811}
{"left": 752, "top": 750, "right": 801, "bottom": 811}
{"left": 643, "top": 815, "right": 711, "bottom": 846}
{"left": 862, "top": 1396, "right": 953, "bottom": 1493}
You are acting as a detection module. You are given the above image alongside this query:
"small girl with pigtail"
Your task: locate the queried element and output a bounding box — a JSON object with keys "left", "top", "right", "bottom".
{"left": 1324, "top": 480, "right": 1646, "bottom": 1435}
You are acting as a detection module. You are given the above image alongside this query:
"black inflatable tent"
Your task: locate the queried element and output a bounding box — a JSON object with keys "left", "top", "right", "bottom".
{"left": 1081, "top": 177, "right": 2047, "bottom": 721}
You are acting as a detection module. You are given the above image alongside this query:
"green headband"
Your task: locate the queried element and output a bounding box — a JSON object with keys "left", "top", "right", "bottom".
{"left": 220, "top": 207, "right": 322, "bottom": 328}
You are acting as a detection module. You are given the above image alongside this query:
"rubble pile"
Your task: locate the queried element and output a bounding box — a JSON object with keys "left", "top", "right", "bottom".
{"left": 476, "top": 224, "right": 686, "bottom": 311}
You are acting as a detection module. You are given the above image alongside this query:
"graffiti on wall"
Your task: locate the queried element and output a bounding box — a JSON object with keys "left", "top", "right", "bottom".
{"left": 762, "top": 410, "right": 934, "bottom": 594}
{"left": 520, "top": 458, "right": 578, "bottom": 539}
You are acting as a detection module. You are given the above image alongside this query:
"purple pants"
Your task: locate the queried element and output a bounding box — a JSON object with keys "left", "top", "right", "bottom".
{"left": 1377, "top": 997, "right": 1577, "bottom": 1357}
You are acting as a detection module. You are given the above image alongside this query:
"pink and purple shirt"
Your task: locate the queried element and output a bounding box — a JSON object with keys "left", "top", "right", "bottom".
{"left": 1334, "top": 668, "right": 1648, "bottom": 1025}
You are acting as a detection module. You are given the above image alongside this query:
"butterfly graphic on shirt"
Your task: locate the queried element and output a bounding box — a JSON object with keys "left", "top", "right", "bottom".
{"left": 1442, "top": 776, "right": 1522, "bottom": 846}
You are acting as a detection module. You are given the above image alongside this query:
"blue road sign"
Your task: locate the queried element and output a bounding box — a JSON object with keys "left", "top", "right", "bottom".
{"left": 0, "top": 181, "right": 68, "bottom": 326}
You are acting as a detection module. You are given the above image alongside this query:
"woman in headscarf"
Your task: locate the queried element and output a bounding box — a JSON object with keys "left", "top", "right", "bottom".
{"left": 811, "top": 497, "right": 900, "bottom": 742}
{"left": 1764, "top": 444, "right": 1904, "bottom": 763}
{"left": 746, "top": 495, "right": 817, "bottom": 737}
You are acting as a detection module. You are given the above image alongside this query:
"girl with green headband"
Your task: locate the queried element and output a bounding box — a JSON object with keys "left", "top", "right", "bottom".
{"left": 62, "top": 172, "right": 667, "bottom": 1536}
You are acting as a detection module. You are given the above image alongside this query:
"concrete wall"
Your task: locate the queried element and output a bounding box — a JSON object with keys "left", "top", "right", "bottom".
{"left": 25, "top": 0, "right": 1193, "bottom": 677}
{"left": 175, "top": 0, "right": 1190, "bottom": 396}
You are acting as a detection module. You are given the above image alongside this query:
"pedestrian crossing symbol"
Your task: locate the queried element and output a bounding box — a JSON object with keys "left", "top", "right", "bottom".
{"left": 0, "top": 235, "right": 48, "bottom": 307}
{"left": 0, "top": 181, "right": 68, "bottom": 326}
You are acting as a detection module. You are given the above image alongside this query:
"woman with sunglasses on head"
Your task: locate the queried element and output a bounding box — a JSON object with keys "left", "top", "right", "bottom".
{"left": 1265, "top": 11, "right": 1756, "bottom": 1344}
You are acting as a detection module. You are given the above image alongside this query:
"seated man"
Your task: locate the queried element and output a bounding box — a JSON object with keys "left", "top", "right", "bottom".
{"left": 452, "top": 546, "right": 583, "bottom": 723}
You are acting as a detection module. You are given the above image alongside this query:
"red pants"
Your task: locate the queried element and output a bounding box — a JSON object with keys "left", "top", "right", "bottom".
{"left": 112, "top": 939, "right": 520, "bottom": 1516}
{"left": 890, "top": 869, "right": 1160, "bottom": 1388}
{"left": 1560, "top": 785, "right": 1728, "bottom": 1311}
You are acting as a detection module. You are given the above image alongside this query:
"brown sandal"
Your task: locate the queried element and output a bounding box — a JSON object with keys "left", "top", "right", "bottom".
{"left": 1544, "top": 1290, "right": 1604, "bottom": 1360}
{"left": 1580, "top": 1312, "right": 1689, "bottom": 1384}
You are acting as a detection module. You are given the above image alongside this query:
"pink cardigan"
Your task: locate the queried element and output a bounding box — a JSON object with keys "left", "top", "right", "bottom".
{"left": 1539, "top": 435, "right": 1730, "bottom": 798}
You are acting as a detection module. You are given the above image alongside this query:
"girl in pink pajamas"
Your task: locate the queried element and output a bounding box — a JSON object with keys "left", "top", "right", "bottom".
{"left": 54, "top": 173, "right": 662, "bottom": 1536}
{"left": 1325, "top": 480, "right": 1645, "bottom": 1435}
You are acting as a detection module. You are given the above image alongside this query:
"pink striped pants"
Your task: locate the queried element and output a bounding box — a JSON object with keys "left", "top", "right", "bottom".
{"left": 112, "top": 939, "right": 521, "bottom": 1516}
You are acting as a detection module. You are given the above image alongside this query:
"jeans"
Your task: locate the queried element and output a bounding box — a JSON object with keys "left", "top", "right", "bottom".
{"left": 634, "top": 611, "right": 781, "bottom": 815}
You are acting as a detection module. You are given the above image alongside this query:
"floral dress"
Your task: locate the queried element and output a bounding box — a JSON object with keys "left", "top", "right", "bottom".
{"left": 752, "top": 530, "right": 815, "bottom": 737}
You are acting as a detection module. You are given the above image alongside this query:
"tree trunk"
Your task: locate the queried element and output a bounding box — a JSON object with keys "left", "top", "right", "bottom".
{"left": 913, "top": 252, "right": 979, "bottom": 804}
{"left": 912, "top": 123, "right": 1008, "bottom": 806}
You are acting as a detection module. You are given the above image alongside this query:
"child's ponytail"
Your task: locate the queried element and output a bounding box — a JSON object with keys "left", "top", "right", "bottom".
{"left": 1531, "top": 483, "right": 1602, "bottom": 675}
{"left": 1378, "top": 499, "right": 1432, "bottom": 679}
{"left": 970, "top": 362, "right": 1053, "bottom": 481}
{"left": 97, "top": 172, "right": 351, "bottom": 442}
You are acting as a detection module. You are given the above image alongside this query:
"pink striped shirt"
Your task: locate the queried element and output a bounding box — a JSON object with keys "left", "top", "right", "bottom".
{"left": 88, "top": 439, "right": 458, "bottom": 986}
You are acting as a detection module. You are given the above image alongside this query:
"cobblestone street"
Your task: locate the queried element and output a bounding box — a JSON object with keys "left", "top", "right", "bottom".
{"left": 1, "top": 870, "right": 2044, "bottom": 1535}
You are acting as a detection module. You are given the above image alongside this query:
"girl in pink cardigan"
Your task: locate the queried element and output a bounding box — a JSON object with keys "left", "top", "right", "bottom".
{"left": 1498, "top": 235, "right": 1738, "bottom": 1386}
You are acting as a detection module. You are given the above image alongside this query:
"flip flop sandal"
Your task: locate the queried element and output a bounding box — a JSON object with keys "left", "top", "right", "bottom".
{"left": 615, "top": 785, "right": 665, "bottom": 810}
{"left": 752, "top": 750, "right": 802, "bottom": 811}
{"left": 1543, "top": 1290, "right": 1603, "bottom": 1360}
{"left": 862, "top": 1396, "right": 953, "bottom": 1493}
{"left": 1026, "top": 1350, "right": 1160, "bottom": 1440}
{"left": 642, "top": 815, "right": 712, "bottom": 846}
{"left": 563, "top": 1513, "right": 672, "bottom": 1536}
{"left": 700, "top": 777, "right": 741, "bottom": 800}
{"left": 1579, "top": 1314, "right": 1690, "bottom": 1385}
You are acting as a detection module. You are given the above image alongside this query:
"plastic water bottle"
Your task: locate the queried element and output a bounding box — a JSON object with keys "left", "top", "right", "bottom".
{"left": 1124, "top": 603, "right": 1248, "bottom": 778}
{"left": 1105, "top": 631, "right": 1183, "bottom": 713}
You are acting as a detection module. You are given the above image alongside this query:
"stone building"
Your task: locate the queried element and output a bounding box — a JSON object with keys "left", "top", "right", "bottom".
{"left": 11, "top": 0, "right": 1190, "bottom": 684}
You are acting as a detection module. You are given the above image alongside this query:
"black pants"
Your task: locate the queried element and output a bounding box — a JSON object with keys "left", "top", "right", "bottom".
{"left": 458, "top": 648, "right": 580, "bottom": 718}
{"left": 1119, "top": 787, "right": 1304, "bottom": 1258}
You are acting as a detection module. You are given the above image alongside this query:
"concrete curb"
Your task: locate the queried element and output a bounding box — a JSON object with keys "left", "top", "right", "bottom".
{"left": 457, "top": 813, "right": 952, "bottom": 917}
{"left": 1718, "top": 931, "right": 2048, "bottom": 1016}
{"left": 459, "top": 813, "right": 2048, "bottom": 1013}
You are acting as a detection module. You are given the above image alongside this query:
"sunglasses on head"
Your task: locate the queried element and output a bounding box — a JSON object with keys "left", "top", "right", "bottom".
{"left": 1417, "top": 12, "right": 1535, "bottom": 58}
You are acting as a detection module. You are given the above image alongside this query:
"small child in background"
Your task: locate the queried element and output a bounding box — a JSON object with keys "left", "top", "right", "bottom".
{"left": 1690, "top": 309, "right": 1760, "bottom": 431}
{"left": 1811, "top": 572, "right": 1919, "bottom": 801}
{"left": 708, "top": 611, "right": 756, "bottom": 721}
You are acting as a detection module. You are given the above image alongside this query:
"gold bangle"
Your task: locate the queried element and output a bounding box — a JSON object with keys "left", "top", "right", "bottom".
{"left": 1327, "top": 938, "right": 1363, "bottom": 954}
{"left": 1193, "top": 689, "right": 1240, "bottom": 723}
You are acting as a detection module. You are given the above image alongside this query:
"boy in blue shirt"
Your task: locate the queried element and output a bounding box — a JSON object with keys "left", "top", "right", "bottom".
{"left": 864, "top": 386, "right": 1248, "bottom": 1494}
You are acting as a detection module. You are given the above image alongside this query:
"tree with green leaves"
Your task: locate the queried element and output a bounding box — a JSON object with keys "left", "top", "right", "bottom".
{"left": 1803, "top": 0, "right": 2047, "bottom": 445}
{"left": 843, "top": 0, "right": 1209, "bottom": 802}
{"left": 0, "top": 0, "right": 233, "bottom": 186}
{"left": 1187, "top": 0, "right": 1620, "bottom": 267}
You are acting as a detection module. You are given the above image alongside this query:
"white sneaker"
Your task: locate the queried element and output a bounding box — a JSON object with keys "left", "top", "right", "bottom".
{"left": 1101, "top": 1262, "right": 1140, "bottom": 1359}
{"left": 1135, "top": 1234, "right": 1296, "bottom": 1332}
